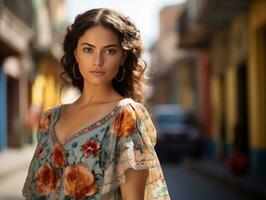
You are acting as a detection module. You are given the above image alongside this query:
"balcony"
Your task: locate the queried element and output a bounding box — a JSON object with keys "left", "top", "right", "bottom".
{"left": 177, "top": 0, "right": 250, "bottom": 48}
{"left": 2, "top": 0, "right": 34, "bottom": 28}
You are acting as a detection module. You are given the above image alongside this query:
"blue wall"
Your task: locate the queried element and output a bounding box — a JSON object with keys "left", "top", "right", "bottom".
{"left": 202, "top": 138, "right": 217, "bottom": 157}
{"left": 250, "top": 149, "right": 266, "bottom": 174}
{"left": 0, "top": 67, "right": 7, "bottom": 151}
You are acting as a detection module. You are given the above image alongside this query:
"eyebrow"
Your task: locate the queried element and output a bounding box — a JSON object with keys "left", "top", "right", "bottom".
{"left": 81, "top": 42, "right": 120, "bottom": 48}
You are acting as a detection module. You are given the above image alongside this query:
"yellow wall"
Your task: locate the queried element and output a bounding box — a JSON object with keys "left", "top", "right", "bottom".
{"left": 249, "top": 0, "right": 266, "bottom": 149}
{"left": 32, "top": 56, "right": 61, "bottom": 111}
{"left": 210, "top": 76, "right": 221, "bottom": 141}
{"left": 210, "top": 31, "right": 228, "bottom": 145}
{"left": 177, "top": 63, "right": 194, "bottom": 110}
{"left": 225, "top": 67, "right": 236, "bottom": 145}
{"left": 212, "top": 1, "right": 266, "bottom": 151}
{"left": 211, "top": 15, "right": 248, "bottom": 149}
{"left": 225, "top": 15, "right": 248, "bottom": 146}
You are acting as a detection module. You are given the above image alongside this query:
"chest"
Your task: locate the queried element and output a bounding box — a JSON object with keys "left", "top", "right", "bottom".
{"left": 39, "top": 115, "right": 112, "bottom": 165}
{"left": 54, "top": 105, "right": 115, "bottom": 145}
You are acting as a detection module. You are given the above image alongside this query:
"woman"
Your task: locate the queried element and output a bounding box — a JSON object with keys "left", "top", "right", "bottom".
{"left": 22, "top": 8, "right": 170, "bottom": 200}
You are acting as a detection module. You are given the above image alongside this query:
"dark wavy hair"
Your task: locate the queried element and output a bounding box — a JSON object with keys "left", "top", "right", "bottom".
{"left": 60, "top": 8, "right": 149, "bottom": 104}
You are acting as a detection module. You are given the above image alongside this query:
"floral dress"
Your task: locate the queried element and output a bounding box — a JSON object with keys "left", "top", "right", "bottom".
{"left": 22, "top": 98, "right": 170, "bottom": 200}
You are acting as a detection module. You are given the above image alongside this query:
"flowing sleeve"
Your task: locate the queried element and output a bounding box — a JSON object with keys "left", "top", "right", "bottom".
{"left": 101, "top": 102, "right": 170, "bottom": 200}
{"left": 22, "top": 110, "right": 54, "bottom": 199}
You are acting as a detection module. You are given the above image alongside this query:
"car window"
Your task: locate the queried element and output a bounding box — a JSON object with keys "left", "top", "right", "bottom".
{"left": 157, "top": 114, "right": 188, "bottom": 124}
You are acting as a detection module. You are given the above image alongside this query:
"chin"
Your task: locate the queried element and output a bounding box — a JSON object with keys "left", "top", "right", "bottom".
{"left": 85, "top": 79, "right": 112, "bottom": 85}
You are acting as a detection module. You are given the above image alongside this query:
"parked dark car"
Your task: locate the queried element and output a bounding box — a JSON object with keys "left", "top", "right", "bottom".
{"left": 152, "top": 104, "right": 202, "bottom": 162}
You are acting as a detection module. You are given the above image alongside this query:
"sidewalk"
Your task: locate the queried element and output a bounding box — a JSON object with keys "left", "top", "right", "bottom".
{"left": 184, "top": 158, "right": 266, "bottom": 200}
{"left": 0, "top": 145, "right": 35, "bottom": 180}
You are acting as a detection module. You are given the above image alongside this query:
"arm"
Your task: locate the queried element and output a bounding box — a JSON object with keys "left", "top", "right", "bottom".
{"left": 120, "top": 168, "right": 149, "bottom": 200}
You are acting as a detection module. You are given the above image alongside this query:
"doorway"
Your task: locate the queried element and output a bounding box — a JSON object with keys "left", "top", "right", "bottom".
{"left": 235, "top": 63, "right": 249, "bottom": 154}
{"left": 7, "top": 76, "right": 19, "bottom": 147}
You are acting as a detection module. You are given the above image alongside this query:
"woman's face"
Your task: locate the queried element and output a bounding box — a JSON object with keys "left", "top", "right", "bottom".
{"left": 74, "top": 25, "right": 126, "bottom": 85}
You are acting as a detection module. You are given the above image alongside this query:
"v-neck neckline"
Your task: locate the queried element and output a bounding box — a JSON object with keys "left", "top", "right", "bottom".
{"left": 51, "top": 98, "right": 133, "bottom": 146}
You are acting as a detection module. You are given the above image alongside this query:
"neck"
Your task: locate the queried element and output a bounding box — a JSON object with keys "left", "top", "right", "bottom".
{"left": 75, "top": 81, "right": 123, "bottom": 106}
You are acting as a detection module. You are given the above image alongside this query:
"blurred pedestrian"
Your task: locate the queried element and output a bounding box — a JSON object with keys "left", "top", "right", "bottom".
{"left": 22, "top": 8, "right": 170, "bottom": 200}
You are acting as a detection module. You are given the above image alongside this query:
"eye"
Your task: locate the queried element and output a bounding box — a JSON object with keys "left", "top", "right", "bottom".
{"left": 83, "top": 47, "right": 93, "bottom": 54}
{"left": 106, "top": 48, "right": 116, "bottom": 55}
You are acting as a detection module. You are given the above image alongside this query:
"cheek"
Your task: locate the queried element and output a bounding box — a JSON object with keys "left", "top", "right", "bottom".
{"left": 77, "top": 58, "right": 94, "bottom": 72}
{"left": 108, "top": 63, "right": 120, "bottom": 76}
{"left": 78, "top": 56, "right": 93, "bottom": 65}
{"left": 106, "top": 56, "right": 123, "bottom": 70}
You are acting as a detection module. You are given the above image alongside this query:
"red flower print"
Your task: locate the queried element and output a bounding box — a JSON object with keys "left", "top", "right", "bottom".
{"left": 39, "top": 113, "right": 51, "bottom": 133}
{"left": 111, "top": 106, "right": 136, "bottom": 138}
{"left": 81, "top": 140, "right": 99, "bottom": 157}
{"left": 36, "top": 163, "right": 58, "bottom": 195}
{"left": 52, "top": 143, "right": 65, "bottom": 167}
{"left": 36, "top": 147, "right": 44, "bottom": 159}
{"left": 64, "top": 164, "right": 98, "bottom": 199}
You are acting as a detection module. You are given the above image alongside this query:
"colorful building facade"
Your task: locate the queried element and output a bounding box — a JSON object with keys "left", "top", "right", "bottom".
{"left": 177, "top": 0, "right": 266, "bottom": 174}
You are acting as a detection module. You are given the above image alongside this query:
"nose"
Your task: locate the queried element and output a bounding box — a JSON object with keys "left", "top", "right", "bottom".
{"left": 93, "top": 51, "right": 104, "bottom": 67}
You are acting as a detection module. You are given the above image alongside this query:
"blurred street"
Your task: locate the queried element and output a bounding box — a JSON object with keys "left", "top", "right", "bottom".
{"left": 0, "top": 145, "right": 34, "bottom": 200}
{"left": 162, "top": 163, "right": 250, "bottom": 200}
{"left": 0, "top": 167, "right": 28, "bottom": 200}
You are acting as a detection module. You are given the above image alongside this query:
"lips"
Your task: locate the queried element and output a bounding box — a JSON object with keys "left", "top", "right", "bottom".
{"left": 90, "top": 70, "right": 106, "bottom": 75}
{"left": 90, "top": 71, "right": 105, "bottom": 73}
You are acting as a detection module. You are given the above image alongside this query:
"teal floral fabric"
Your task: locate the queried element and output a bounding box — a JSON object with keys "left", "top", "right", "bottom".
{"left": 22, "top": 98, "right": 170, "bottom": 200}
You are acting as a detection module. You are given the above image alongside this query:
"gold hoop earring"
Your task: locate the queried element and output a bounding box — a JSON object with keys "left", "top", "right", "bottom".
{"left": 115, "top": 65, "right": 125, "bottom": 82}
{"left": 72, "top": 63, "right": 82, "bottom": 79}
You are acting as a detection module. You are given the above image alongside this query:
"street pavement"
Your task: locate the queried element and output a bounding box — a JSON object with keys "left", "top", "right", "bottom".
{"left": 0, "top": 167, "right": 28, "bottom": 200}
{"left": 162, "top": 163, "right": 251, "bottom": 200}
{"left": 0, "top": 145, "right": 35, "bottom": 200}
